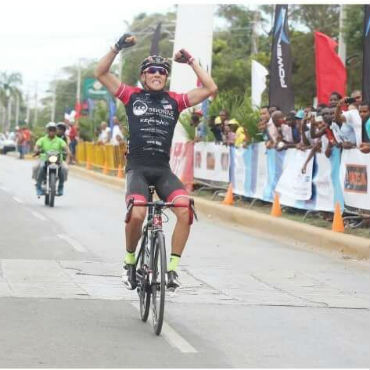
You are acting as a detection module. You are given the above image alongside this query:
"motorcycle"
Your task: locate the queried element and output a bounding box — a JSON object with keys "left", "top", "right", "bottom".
{"left": 35, "top": 150, "right": 62, "bottom": 207}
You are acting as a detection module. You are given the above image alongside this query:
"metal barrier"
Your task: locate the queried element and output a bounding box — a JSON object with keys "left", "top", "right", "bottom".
{"left": 76, "top": 141, "right": 127, "bottom": 176}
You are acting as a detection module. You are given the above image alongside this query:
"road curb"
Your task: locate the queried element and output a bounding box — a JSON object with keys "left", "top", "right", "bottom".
{"left": 70, "top": 165, "right": 370, "bottom": 260}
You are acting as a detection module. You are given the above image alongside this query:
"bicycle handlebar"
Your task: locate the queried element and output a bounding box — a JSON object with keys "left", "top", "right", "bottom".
{"left": 125, "top": 197, "right": 198, "bottom": 224}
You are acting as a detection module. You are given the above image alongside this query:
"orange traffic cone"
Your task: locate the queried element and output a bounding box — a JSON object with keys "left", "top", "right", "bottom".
{"left": 222, "top": 183, "right": 234, "bottom": 205}
{"left": 103, "top": 161, "right": 109, "bottom": 175}
{"left": 117, "top": 165, "right": 124, "bottom": 178}
{"left": 271, "top": 192, "right": 282, "bottom": 217}
{"left": 332, "top": 202, "right": 344, "bottom": 232}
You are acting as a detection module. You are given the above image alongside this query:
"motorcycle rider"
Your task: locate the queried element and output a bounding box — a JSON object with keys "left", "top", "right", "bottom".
{"left": 33, "top": 122, "right": 70, "bottom": 196}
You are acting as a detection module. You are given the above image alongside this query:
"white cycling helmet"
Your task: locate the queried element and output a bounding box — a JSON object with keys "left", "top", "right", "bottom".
{"left": 45, "top": 122, "right": 57, "bottom": 130}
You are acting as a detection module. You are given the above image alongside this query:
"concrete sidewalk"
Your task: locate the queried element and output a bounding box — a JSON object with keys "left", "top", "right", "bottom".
{"left": 70, "top": 165, "right": 369, "bottom": 260}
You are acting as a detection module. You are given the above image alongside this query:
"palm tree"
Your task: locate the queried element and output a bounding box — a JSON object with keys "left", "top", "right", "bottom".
{"left": 0, "top": 72, "right": 22, "bottom": 132}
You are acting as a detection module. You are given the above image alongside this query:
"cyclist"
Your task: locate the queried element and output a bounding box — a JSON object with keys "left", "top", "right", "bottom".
{"left": 33, "top": 122, "right": 70, "bottom": 196}
{"left": 95, "top": 34, "right": 217, "bottom": 290}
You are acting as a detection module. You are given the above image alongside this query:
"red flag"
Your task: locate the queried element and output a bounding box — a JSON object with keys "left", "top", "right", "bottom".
{"left": 315, "top": 31, "right": 346, "bottom": 105}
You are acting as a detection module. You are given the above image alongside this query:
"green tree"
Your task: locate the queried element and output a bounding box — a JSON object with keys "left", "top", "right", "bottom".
{"left": 0, "top": 72, "right": 22, "bottom": 131}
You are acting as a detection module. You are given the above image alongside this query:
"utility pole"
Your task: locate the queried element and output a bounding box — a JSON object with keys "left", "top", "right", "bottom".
{"left": 338, "top": 4, "right": 347, "bottom": 65}
{"left": 26, "top": 93, "right": 30, "bottom": 125}
{"left": 33, "top": 83, "right": 38, "bottom": 128}
{"left": 15, "top": 93, "right": 20, "bottom": 127}
{"left": 51, "top": 80, "right": 56, "bottom": 122}
{"left": 7, "top": 97, "right": 12, "bottom": 132}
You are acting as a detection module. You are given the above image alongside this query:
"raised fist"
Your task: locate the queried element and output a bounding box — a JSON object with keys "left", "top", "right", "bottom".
{"left": 174, "top": 49, "right": 194, "bottom": 64}
{"left": 114, "top": 33, "right": 136, "bottom": 51}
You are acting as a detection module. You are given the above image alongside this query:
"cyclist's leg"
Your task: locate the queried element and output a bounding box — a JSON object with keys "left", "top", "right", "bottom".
{"left": 125, "top": 169, "right": 149, "bottom": 257}
{"left": 155, "top": 168, "right": 191, "bottom": 286}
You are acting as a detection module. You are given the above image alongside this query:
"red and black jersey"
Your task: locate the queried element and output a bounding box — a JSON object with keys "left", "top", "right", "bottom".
{"left": 115, "top": 83, "right": 190, "bottom": 169}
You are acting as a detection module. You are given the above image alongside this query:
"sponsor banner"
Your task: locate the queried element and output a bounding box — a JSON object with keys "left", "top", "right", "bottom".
{"left": 231, "top": 143, "right": 343, "bottom": 212}
{"left": 276, "top": 149, "right": 313, "bottom": 200}
{"left": 170, "top": 141, "right": 194, "bottom": 193}
{"left": 193, "top": 142, "right": 229, "bottom": 185}
{"left": 340, "top": 149, "right": 370, "bottom": 210}
{"left": 280, "top": 148, "right": 343, "bottom": 212}
{"left": 232, "top": 143, "right": 285, "bottom": 202}
{"left": 269, "top": 4, "right": 294, "bottom": 113}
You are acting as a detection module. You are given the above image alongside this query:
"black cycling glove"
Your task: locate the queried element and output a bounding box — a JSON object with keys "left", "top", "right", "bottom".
{"left": 114, "top": 33, "right": 136, "bottom": 51}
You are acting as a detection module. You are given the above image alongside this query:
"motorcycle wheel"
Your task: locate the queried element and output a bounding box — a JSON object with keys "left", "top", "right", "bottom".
{"left": 49, "top": 172, "right": 56, "bottom": 207}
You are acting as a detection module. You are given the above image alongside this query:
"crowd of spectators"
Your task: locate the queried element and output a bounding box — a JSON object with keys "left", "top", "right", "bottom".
{"left": 190, "top": 108, "right": 249, "bottom": 148}
{"left": 254, "top": 90, "right": 370, "bottom": 171}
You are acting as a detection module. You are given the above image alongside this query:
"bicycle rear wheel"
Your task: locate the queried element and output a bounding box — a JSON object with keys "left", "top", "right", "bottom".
{"left": 151, "top": 231, "right": 166, "bottom": 335}
{"left": 137, "top": 229, "right": 150, "bottom": 322}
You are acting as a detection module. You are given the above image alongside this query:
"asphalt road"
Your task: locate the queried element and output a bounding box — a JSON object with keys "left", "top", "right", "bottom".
{"left": 0, "top": 154, "right": 369, "bottom": 368}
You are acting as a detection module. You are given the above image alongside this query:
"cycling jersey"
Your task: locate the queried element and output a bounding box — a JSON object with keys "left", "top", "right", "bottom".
{"left": 115, "top": 83, "right": 190, "bottom": 170}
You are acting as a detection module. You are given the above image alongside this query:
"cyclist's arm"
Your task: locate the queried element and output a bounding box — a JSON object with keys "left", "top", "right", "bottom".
{"left": 186, "top": 60, "right": 218, "bottom": 106}
{"left": 94, "top": 49, "right": 121, "bottom": 96}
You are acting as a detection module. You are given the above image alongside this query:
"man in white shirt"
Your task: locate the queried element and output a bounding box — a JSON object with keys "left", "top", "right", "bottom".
{"left": 111, "top": 116, "right": 124, "bottom": 145}
{"left": 334, "top": 97, "right": 362, "bottom": 148}
{"left": 98, "top": 121, "right": 111, "bottom": 144}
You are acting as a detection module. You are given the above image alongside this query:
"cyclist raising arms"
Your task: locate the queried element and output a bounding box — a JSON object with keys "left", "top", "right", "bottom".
{"left": 95, "top": 34, "right": 217, "bottom": 290}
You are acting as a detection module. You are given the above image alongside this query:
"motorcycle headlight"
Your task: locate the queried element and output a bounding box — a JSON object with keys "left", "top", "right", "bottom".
{"left": 48, "top": 155, "right": 58, "bottom": 163}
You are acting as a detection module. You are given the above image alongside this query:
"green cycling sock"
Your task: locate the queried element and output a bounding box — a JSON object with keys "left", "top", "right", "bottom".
{"left": 168, "top": 254, "right": 181, "bottom": 272}
{"left": 124, "top": 251, "right": 136, "bottom": 265}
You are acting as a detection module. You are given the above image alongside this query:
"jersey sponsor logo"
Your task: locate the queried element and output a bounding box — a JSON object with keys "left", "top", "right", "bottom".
{"left": 163, "top": 104, "right": 172, "bottom": 110}
{"left": 133, "top": 100, "right": 148, "bottom": 116}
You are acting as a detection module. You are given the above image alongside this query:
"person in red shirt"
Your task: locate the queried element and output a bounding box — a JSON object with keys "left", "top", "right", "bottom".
{"left": 67, "top": 120, "right": 78, "bottom": 164}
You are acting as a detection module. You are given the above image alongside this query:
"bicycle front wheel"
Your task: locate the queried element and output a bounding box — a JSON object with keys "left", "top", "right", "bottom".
{"left": 137, "top": 230, "right": 150, "bottom": 322}
{"left": 151, "top": 231, "right": 166, "bottom": 335}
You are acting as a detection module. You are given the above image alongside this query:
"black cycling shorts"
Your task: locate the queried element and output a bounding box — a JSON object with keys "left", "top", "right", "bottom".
{"left": 125, "top": 165, "right": 188, "bottom": 205}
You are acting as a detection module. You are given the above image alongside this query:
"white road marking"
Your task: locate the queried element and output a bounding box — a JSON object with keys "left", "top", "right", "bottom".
{"left": 130, "top": 302, "right": 197, "bottom": 353}
{"left": 12, "top": 196, "right": 23, "bottom": 203}
{"left": 31, "top": 211, "right": 47, "bottom": 221}
{"left": 57, "top": 234, "right": 87, "bottom": 253}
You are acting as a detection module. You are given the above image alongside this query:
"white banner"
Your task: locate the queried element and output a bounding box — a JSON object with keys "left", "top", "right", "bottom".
{"left": 276, "top": 149, "right": 313, "bottom": 200}
{"left": 251, "top": 60, "right": 268, "bottom": 108}
{"left": 194, "top": 142, "right": 229, "bottom": 183}
{"left": 340, "top": 149, "right": 370, "bottom": 210}
{"left": 170, "top": 4, "right": 215, "bottom": 143}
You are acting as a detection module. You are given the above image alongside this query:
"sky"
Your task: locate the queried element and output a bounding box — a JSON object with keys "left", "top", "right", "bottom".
{"left": 0, "top": 0, "right": 177, "bottom": 97}
{"left": 1, "top": 0, "right": 353, "bottom": 101}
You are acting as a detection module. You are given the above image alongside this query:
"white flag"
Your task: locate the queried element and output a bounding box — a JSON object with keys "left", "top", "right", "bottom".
{"left": 251, "top": 60, "right": 268, "bottom": 108}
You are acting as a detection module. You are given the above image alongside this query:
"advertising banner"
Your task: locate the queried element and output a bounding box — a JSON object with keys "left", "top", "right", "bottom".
{"left": 340, "top": 149, "right": 370, "bottom": 210}
{"left": 193, "top": 142, "right": 229, "bottom": 185}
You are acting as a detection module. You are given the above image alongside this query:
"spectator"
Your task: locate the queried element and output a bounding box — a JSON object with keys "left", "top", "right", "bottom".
{"left": 67, "top": 119, "right": 78, "bottom": 164}
{"left": 191, "top": 110, "right": 207, "bottom": 142}
{"left": 334, "top": 97, "right": 362, "bottom": 148}
{"left": 111, "top": 116, "right": 124, "bottom": 145}
{"left": 349, "top": 90, "right": 362, "bottom": 110}
{"left": 97, "top": 121, "right": 111, "bottom": 145}
{"left": 222, "top": 120, "right": 236, "bottom": 146}
{"left": 270, "top": 110, "right": 285, "bottom": 149}
{"left": 22, "top": 126, "right": 31, "bottom": 154}
{"left": 268, "top": 105, "right": 280, "bottom": 115}
{"left": 360, "top": 142, "right": 370, "bottom": 153}
{"left": 257, "top": 105, "right": 270, "bottom": 142}
{"left": 359, "top": 102, "right": 370, "bottom": 143}
{"left": 329, "top": 91, "right": 342, "bottom": 108}
{"left": 15, "top": 126, "right": 25, "bottom": 159}
{"left": 230, "top": 119, "right": 249, "bottom": 148}
{"left": 209, "top": 115, "right": 223, "bottom": 143}
{"left": 280, "top": 111, "right": 301, "bottom": 149}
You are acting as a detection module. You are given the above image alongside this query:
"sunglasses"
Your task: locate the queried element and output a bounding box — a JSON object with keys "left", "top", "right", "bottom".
{"left": 144, "top": 66, "right": 168, "bottom": 76}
